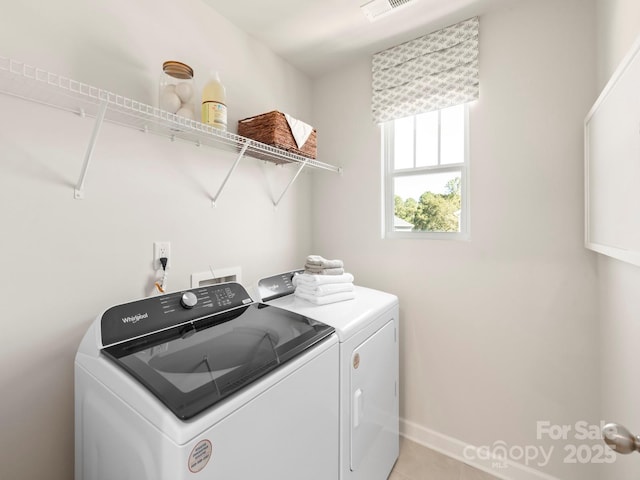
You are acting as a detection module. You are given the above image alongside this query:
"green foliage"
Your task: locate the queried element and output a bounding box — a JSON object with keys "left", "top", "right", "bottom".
{"left": 394, "top": 179, "right": 461, "bottom": 232}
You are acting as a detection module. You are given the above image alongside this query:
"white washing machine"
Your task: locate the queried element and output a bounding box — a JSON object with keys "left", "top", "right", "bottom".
{"left": 257, "top": 271, "right": 399, "bottom": 480}
{"left": 75, "top": 282, "right": 340, "bottom": 480}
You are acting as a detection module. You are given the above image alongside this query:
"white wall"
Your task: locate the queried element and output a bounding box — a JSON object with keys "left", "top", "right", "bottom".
{"left": 311, "top": 1, "right": 600, "bottom": 479}
{"left": 596, "top": 0, "right": 640, "bottom": 89}
{"left": 595, "top": 1, "right": 640, "bottom": 479}
{"left": 0, "top": 1, "right": 316, "bottom": 479}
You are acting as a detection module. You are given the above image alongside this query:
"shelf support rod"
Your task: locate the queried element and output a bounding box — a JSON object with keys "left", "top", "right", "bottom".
{"left": 74, "top": 100, "right": 108, "bottom": 199}
{"left": 273, "top": 161, "right": 307, "bottom": 208}
{"left": 212, "top": 140, "right": 250, "bottom": 207}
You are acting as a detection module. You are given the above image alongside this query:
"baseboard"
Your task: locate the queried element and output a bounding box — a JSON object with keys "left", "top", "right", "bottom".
{"left": 400, "top": 418, "right": 562, "bottom": 480}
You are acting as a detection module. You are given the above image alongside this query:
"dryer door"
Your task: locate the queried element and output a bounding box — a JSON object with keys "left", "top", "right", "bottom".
{"left": 350, "top": 320, "right": 396, "bottom": 471}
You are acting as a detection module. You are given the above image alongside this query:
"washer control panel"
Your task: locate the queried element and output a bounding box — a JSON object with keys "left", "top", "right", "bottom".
{"left": 101, "top": 282, "right": 253, "bottom": 347}
{"left": 257, "top": 270, "right": 303, "bottom": 302}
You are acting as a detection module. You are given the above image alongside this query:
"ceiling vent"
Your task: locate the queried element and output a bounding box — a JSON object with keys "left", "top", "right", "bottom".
{"left": 360, "top": 0, "right": 416, "bottom": 21}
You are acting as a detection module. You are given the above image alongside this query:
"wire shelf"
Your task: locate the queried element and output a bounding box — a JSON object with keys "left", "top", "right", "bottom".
{"left": 0, "top": 57, "right": 342, "bottom": 173}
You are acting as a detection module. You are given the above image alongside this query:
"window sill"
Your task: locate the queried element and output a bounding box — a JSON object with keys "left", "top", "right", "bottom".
{"left": 384, "top": 231, "right": 470, "bottom": 241}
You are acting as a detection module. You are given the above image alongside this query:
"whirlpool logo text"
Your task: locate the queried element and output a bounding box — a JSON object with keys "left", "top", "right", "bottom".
{"left": 121, "top": 313, "right": 149, "bottom": 324}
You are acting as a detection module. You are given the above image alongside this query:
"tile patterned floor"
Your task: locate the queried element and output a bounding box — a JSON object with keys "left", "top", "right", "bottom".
{"left": 389, "top": 437, "right": 500, "bottom": 480}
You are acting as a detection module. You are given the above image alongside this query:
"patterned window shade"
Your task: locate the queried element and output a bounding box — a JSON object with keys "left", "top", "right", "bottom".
{"left": 372, "top": 17, "right": 479, "bottom": 123}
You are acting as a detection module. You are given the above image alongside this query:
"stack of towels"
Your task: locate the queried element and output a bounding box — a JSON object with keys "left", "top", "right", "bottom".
{"left": 293, "top": 255, "right": 355, "bottom": 305}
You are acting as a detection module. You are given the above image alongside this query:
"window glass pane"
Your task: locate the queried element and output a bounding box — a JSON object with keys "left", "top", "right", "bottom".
{"left": 393, "top": 171, "right": 462, "bottom": 233}
{"left": 415, "top": 110, "right": 438, "bottom": 167}
{"left": 393, "top": 116, "right": 414, "bottom": 170}
{"left": 440, "top": 104, "right": 465, "bottom": 165}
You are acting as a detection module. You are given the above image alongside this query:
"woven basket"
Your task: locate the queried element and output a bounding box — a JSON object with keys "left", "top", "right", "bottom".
{"left": 238, "top": 111, "right": 317, "bottom": 160}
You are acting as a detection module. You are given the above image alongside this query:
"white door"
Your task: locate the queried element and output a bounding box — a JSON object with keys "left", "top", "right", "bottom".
{"left": 350, "top": 320, "right": 397, "bottom": 471}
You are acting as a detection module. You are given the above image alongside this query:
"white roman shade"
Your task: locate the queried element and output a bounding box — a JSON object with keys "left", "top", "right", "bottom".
{"left": 372, "top": 17, "right": 479, "bottom": 123}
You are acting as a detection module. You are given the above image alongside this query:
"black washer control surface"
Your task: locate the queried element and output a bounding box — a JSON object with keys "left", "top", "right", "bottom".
{"left": 99, "top": 283, "right": 335, "bottom": 420}
{"left": 101, "top": 283, "right": 253, "bottom": 347}
{"left": 257, "top": 270, "right": 303, "bottom": 302}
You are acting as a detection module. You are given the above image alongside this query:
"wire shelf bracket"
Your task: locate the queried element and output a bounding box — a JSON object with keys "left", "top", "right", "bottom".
{"left": 273, "top": 161, "right": 307, "bottom": 209}
{"left": 212, "top": 139, "right": 250, "bottom": 207}
{"left": 74, "top": 100, "right": 108, "bottom": 199}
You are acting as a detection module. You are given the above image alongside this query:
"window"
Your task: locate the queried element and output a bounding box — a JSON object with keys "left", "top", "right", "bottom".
{"left": 383, "top": 103, "right": 469, "bottom": 239}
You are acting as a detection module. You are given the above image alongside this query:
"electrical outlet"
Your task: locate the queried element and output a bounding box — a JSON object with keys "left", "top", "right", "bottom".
{"left": 154, "top": 241, "right": 171, "bottom": 270}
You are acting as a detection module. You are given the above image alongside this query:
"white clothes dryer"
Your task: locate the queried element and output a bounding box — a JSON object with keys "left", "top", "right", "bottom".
{"left": 75, "top": 282, "right": 339, "bottom": 480}
{"left": 257, "top": 271, "right": 400, "bottom": 480}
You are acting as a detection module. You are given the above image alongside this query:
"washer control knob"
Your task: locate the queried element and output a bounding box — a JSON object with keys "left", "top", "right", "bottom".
{"left": 180, "top": 292, "right": 198, "bottom": 309}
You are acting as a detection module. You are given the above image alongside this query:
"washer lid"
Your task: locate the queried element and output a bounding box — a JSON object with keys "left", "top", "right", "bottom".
{"left": 102, "top": 303, "right": 334, "bottom": 420}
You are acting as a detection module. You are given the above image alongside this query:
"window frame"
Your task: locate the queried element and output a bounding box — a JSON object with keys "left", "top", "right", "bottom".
{"left": 382, "top": 104, "right": 470, "bottom": 240}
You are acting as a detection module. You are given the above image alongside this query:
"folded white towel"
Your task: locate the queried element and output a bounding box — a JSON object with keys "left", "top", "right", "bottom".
{"left": 305, "top": 255, "right": 344, "bottom": 269}
{"left": 284, "top": 113, "right": 313, "bottom": 149}
{"left": 296, "top": 283, "right": 354, "bottom": 297}
{"left": 304, "top": 267, "right": 345, "bottom": 275}
{"left": 294, "top": 290, "right": 356, "bottom": 305}
{"left": 293, "top": 272, "right": 354, "bottom": 286}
